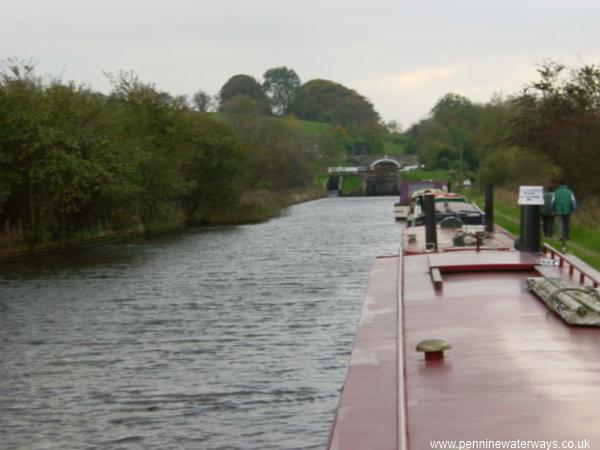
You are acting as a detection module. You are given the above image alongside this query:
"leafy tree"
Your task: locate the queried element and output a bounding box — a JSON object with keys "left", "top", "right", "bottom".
{"left": 313, "top": 125, "right": 349, "bottom": 165}
{"left": 0, "top": 65, "right": 143, "bottom": 240}
{"left": 222, "top": 114, "right": 315, "bottom": 190}
{"left": 403, "top": 63, "right": 600, "bottom": 195}
{"left": 431, "top": 93, "right": 476, "bottom": 126}
{"left": 289, "top": 79, "right": 383, "bottom": 152}
{"left": 406, "top": 119, "right": 454, "bottom": 169}
{"left": 0, "top": 61, "right": 46, "bottom": 238}
{"left": 478, "top": 146, "right": 559, "bottom": 186}
{"left": 404, "top": 93, "right": 480, "bottom": 174}
{"left": 472, "top": 95, "right": 518, "bottom": 163}
{"left": 347, "top": 122, "right": 386, "bottom": 154}
{"left": 511, "top": 61, "right": 600, "bottom": 197}
{"left": 1, "top": 62, "right": 389, "bottom": 248}
{"left": 218, "top": 74, "right": 270, "bottom": 114}
{"left": 290, "top": 79, "right": 380, "bottom": 127}
{"left": 221, "top": 94, "right": 268, "bottom": 115}
{"left": 192, "top": 89, "right": 212, "bottom": 112}
{"left": 0, "top": 65, "right": 256, "bottom": 243}
{"left": 179, "top": 115, "right": 248, "bottom": 218}
{"left": 384, "top": 120, "right": 402, "bottom": 133}
{"left": 262, "top": 66, "right": 301, "bottom": 115}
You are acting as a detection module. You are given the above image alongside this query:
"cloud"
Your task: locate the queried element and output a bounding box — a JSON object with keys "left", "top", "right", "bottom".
{"left": 377, "top": 66, "right": 459, "bottom": 89}
{"left": 350, "top": 58, "right": 543, "bottom": 127}
{"left": 4, "top": 0, "right": 600, "bottom": 128}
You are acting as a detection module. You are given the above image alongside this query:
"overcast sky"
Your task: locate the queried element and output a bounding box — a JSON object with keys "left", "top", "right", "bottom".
{"left": 2, "top": 0, "right": 600, "bottom": 127}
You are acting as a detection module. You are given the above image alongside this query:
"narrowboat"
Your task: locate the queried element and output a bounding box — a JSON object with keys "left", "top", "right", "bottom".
{"left": 394, "top": 181, "right": 444, "bottom": 221}
{"left": 406, "top": 190, "right": 484, "bottom": 227}
{"left": 328, "top": 191, "right": 600, "bottom": 450}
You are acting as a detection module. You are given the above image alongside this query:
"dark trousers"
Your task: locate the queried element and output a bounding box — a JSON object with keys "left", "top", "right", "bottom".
{"left": 557, "top": 214, "right": 571, "bottom": 241}
{"left": 541, "top": 215, "right": 554, "bottom": 238}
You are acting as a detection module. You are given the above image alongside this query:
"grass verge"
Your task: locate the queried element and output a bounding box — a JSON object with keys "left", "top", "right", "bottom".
{"left": 202, "top": 188, "right": 324, "bottom": 224}
{"left": 401, "top": 169, "right": 450, "bottom": 182}
{"left": 340, "top": 175, "right": 363, "bottom": 195}
{"left": 468, "top": 188, "right": 600, "bottom": 270}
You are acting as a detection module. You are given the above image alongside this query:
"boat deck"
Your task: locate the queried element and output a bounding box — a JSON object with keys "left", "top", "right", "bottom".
{"left": 327, "top": 255, "right": 400, "bottom": 450}
{"left": 403, "top": 226, "right": 515, "bottom": 254}
{"left": 328, "top": 248, "right": 600, "bottom": 450}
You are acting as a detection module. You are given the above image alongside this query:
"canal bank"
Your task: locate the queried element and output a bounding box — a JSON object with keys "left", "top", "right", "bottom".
{"left": 0, "top": 187, "right": 325, "bottom": 261}
{"left": 465, "top": 187, "right": 600, "bottom": 271}
{"left": 200, "top": 187, "right": 324, "bottom": 224}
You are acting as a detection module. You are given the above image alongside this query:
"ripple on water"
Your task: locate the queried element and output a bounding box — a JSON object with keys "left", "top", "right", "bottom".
{"left": 0, "top": 197, "right": 401, "bottom": 450}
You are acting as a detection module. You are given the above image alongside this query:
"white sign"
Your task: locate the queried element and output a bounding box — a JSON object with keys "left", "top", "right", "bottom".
{"left": 327, "top": 167, "right": 360, "bottom": 174}
{"left": 518, "top": 185, "right": 544, "bottom": 205}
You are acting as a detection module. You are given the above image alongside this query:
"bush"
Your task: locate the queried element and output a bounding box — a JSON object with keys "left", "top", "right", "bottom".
{"left": 478, "top": 146, "right": 560, "bottom": 187}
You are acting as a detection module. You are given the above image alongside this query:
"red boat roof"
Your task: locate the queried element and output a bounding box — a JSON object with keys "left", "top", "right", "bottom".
{"left": 327, "top": 255, "right": 400, "bottom": 450}
{"left": 428, "top": 250, "right": 538, "bottom": 272}
{"left": 328, "top": 244, "right": 600, "bottom": 449}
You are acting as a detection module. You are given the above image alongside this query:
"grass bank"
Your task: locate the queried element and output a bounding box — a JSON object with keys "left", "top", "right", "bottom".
{"left": 468, "top": 187, "right": 600, "bottom": 270}
{"left": 401, "top": 169, "right": 450, "bottom": 182}
{"left": 0, "top": 226, "right": 145, "bottom": 261}
{"left": 203, "top": 188, "right": 324, "bottom": 224}
{"left": 339, "top": 175, "right": 363, "bottom": 196}
{"left": 1, "top": 187, "right": 325, "bottom": 261}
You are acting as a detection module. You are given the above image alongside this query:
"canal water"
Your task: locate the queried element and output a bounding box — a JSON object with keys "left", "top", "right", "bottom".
{"left": 0, "top": 197, "right": 401, "bottom": 450}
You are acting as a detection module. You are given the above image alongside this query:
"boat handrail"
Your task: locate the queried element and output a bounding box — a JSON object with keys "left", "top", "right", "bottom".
{"left": 542, "top": 243, "right": 600, "bottom": 288}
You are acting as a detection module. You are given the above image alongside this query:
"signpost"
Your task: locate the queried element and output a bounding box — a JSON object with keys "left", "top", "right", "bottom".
{"left": 518, "top": 186, "right": 544, "bottom": 206}
{"left": 518, "top": 186, "right": 543, "bottom": 252}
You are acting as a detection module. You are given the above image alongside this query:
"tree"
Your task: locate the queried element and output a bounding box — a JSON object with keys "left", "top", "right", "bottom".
{"left": 192, "top": 89, "right": 212, "bottom": 112}
{"left": 0, "top": 62, "right": 335, "bottom": 249}
{"left": 472, "top": 97, "right": 517, "bottom": 163}
{"left": 406, "top": 119, "right": 454, "bottom": 169}
{"left": 180, "top": 115, "right": 248, "bottom": 218}
{"left": 225, "top": 114, "right": 314, "bottom": 190}
{"left": 262, "top": 66, "right": 301, "bottom": 115}
{"left": 384, "top": 120, "right": 402, "bottom": 133}
{"left": 289, "top": 79, "right": 383, "bottom": 153}
{"left": 431, "top": 93, "right": 476, "bottom": 125}
{"left": 289, "top": 79, "right": 380, "bottom": 127}
{"left": 218, "top": 74, "right": 270, "bottom": 114}
{"left": 0, "top": 60, "right": 45, "bottom": 238}
{"left": 478, "top": 146, "right": 559, "bottom": 186}
{"left": 220, "top": 94, "right": 267, "bottom": 115}
{"left": 430, "top": 93, "right": 478, "bottom": 174}
{"left": 510, "top": 61, "right": 600, "bottom": 197}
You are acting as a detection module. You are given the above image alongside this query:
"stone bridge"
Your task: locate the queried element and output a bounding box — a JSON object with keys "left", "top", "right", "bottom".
{"left": 327, "top": 155, "right": 416, "bottom": 196}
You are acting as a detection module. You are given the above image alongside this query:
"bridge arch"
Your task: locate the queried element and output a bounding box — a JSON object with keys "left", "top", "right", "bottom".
{"left": 369, "top": 157, "right": 402, "bottom": 171}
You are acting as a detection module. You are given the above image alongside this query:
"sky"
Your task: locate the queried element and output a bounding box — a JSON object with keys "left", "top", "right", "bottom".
{"left": 2, "top": 0, "right": 600, "bottom": 127}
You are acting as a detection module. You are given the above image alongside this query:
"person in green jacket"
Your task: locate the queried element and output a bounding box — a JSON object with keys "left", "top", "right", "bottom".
{"left": 540, "top": 186, "right": 555, "bottom": 238}
{"left": 552, "top": 181, "right": 576, "bottom": 246}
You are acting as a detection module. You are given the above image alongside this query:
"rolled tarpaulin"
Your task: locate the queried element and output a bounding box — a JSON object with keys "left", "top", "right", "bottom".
{"left": 526, "top": 277, "right": 600, "bottom": 326}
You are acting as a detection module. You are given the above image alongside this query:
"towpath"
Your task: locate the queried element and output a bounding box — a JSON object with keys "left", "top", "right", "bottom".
{"left": 493, "top": 209, "right": 600, "bottom": 272}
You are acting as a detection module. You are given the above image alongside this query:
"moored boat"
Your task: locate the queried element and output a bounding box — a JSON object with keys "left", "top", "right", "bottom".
{"left": 329, "top": 191, "right": 600, "bottom": 449}
{"left": 406, "top": 190, "right": 484, "bottom": 227}
{"left": 394, "top": 181, "right": 444, "bottom": 221}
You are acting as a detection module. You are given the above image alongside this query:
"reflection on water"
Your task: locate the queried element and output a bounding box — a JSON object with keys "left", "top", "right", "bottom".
{"left": 0, "top": 197, "right": 401, "bottom": 450}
